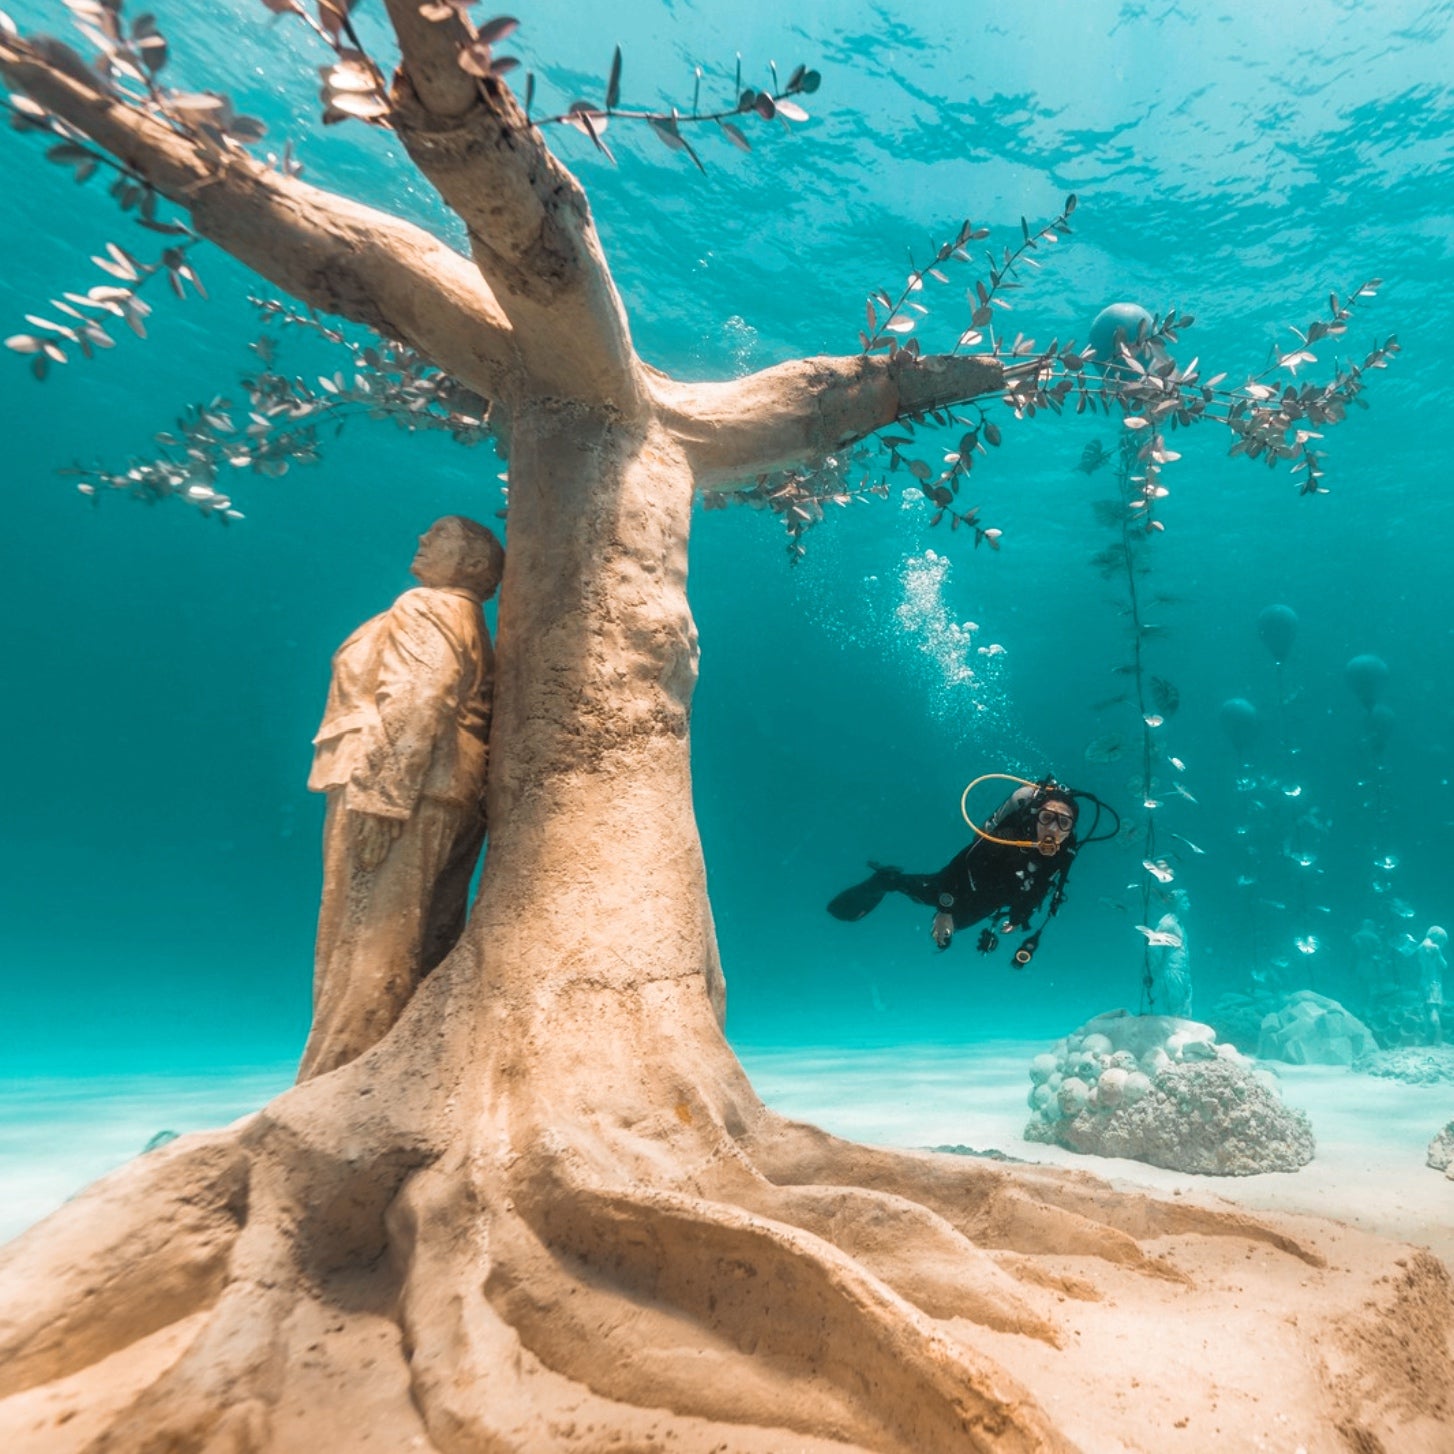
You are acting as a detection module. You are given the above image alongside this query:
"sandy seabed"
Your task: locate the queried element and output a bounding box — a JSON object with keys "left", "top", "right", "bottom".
{"left": 4, "top": 1039, "right": 1449, "bottom": 1258}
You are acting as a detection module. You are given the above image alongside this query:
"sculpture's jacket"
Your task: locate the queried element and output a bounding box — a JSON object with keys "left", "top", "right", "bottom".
{"left": 307, "top": 585, "right": 492, "bottom": 818}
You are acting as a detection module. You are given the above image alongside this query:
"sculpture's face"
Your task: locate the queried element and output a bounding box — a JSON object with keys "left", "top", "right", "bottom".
{"left": 411, "top": 521, "right": 467, "bottom": 587}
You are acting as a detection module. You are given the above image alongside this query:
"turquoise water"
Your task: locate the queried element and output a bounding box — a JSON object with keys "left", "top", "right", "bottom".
{"left": 2, "top": 0, "right": 1452, "bottom": 1075}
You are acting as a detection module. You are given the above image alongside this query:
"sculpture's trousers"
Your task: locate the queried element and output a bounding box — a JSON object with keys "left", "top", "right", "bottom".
{"left": 297, "top": 793, "right": 486, "bottom": 1081}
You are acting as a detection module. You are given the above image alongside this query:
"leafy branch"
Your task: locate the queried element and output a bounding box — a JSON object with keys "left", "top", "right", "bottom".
{"left": 1002, "top": 286, "right": 1398, "bottom": 507}
{"left": 709, "top": 408, "right": 1008, "bottom": 565}
{"left": 539, "top": 51, "right": 820, "bottom": 171}
{"left": 5, "top": 233, "right": 205, "bottom": 378}
{"left": 3, "top": 85, "right": 214, "bottom": 376}
{"left": 860, "top": 195, "right": 1078, "bottom": 360}
{"left": 704, "top": 450, "right": 890, "bottom": 565}
{"left": 260, "top": 1, "right": 822, "bottom": 164}
{"left": 63, "top": 298, "right": 495, "bottom": 518}
{"left": 55, "top": 0, "right": 273, "bottom": 148}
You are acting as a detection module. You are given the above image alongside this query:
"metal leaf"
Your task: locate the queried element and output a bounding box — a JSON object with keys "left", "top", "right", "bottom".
{"left": 718, "top": 119, "right": 750, "bottom": 151}
{"left": 648, "top": 115, "right": 685, "bottom": 151}
{"left": 605, "top": 44, "right": 622, "bottom": 109}
{"left": 476, "top": 15, "right": 520, "bottom": 44}
{"left": 328, "top": 90, "right": 391, "bottom": 119}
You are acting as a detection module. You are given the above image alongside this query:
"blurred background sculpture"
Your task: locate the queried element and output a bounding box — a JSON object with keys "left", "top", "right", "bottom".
{"left": 297, "top": 516, "right": 505, "bottom": 1081}
{"left": 1149, "top": 887, "right": 1193, "bottom": 1017}
{"left": 1418, "top": 925, "right": 1447, "bottom": 1046}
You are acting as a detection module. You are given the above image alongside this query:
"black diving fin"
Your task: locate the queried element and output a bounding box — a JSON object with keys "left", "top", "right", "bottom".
{"left": 827, "top": 863, "right": 900, "bottom": 921}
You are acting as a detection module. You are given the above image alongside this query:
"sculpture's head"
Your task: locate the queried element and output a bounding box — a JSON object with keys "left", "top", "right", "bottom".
{"left": 411, "top": 516, "right": 505, "bottom": 599}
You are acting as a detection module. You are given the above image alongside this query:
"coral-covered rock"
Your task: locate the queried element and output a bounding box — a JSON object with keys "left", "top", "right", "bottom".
{"left": 1429, "top": 1120, "right": 1454, "bottom": 1178}
{"left": 1024, "top": 1010, "right": 1314, "bottom": 1175}
{"left": 1042, "top": 1059, "right": 1315, "bottom": 1175}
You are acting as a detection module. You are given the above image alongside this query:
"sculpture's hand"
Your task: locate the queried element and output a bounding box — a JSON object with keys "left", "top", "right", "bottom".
{"left": 354, "top": 811, "right": 403, "bottom": 871}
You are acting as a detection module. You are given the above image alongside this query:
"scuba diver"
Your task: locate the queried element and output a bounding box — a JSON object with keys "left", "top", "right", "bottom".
{"left": 827, "top": 774, "right": 1117, "bottom": 966}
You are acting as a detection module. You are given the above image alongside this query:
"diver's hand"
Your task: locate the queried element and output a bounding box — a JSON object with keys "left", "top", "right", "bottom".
{"left": 931, "top": 911, "right": 954, "bottom": 950}
{"left": 354, "top": 810, "right": 403, "bottom": 870}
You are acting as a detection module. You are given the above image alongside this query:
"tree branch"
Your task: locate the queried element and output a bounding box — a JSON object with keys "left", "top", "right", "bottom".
{"left": 381, "top": 0, "right": 641, "bottom": 413}
{"left": 651, "top": 352, "right": 1006, "bottom": 488}
{"left": 0, "top": 30, "right": 520, "bottom": 401}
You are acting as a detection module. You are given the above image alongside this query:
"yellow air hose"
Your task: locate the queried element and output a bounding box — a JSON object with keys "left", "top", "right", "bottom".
{"left": 960, "top": 772, "right": 1041, "bottom": 849}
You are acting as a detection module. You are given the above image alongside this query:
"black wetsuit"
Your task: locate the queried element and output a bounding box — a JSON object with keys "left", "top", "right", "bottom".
{"left": 886, "top": 824, "right": 1072, "bottom": 931}
{"left": 827, "top": 797, "right": 1076, "bottom": 943}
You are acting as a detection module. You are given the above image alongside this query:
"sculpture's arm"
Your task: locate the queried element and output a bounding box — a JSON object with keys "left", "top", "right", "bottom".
{"left": 380, "top": 1, "right": 639, "bottom": 412}
{"left": 648, "top": 352, "right": 1006, "bottom": 489}
{"left": 0, "top": 30, "right": 519, "bottom": 400}
{"left": 347, "top": 594, "right": 463, "bottom": 820}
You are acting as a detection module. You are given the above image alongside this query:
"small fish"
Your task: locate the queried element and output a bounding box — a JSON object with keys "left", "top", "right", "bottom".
{"left": 1099, "top": 896, "right": 1129, "bottom": 913}
{"left": 1169, "top": 756, "right": 1187, "bottom": 772}
{"left": 1171, "top": 834, "right": 1206, "bottom": 856}
{"left": 1091, "top": 693, "right": 1129, "bottom": 712}
{"left": 1136, "top": 924, "right": 1183, "bottom": 948}
{"left": 1076, "top": 440, "right": 1111, "bottom": 474}
{"left": 1296, "top": 935, "right": 1320, "bottom": 955}
{"left": 1171, "top": 783, "right": 1198, "bottom": 804}
{"left": 1144, "top": 713, "right": 1164, "bottom": 728}
{"left": 1237, "top": 874, "right": 1257, "bottom": 887}
{"left": 1142, "top": 859, "right": 1175, "bottom": 884}
{"left": 1258, "top": 898, "right": 1287, "bottom": 911}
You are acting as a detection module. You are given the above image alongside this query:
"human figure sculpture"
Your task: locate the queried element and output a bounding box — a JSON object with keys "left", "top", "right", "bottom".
{"left": 1350, "top": 917, "right": 1386, "bottom": 1005}
{"left": 1417, "top": 925, "right": 1447, "bottom": 1046}
{"left": 296, "top": 516, "right": 505, "bottom": 1081}
{"left": 1149, "top": 888, "right": 1193, "bottom": 1017}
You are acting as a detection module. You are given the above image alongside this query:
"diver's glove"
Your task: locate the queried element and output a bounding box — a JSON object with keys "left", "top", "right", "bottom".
{"left": 931, "top": 911, "right": 954, "bottom": 950}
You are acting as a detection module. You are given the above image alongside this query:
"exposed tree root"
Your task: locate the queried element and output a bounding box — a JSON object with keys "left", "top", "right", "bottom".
{"left": 744, "top": 1112, "right": 1326, "bottom": 1267}
{"left": 389, "top": 1161, "right": 884, "bottom": 1454}
{"left": 728, "top": 1181, "right": 1064, "bottom": 1340}
{"left": 0, "top": 1132, "right": 250, "bottom": 1397}
{"left": 506, "top": 1166, "right": 1074, "bottom": 1453}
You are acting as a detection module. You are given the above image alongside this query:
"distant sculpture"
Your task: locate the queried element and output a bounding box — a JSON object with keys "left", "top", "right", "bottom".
{"left": 1149, "top": 889, "right": 1193, "bottom": 1017}
{"left": 1350, "top": 917, "right": 1386, "bottom": 1002}
{"left": 297, "top": 516, "right": 505, "bottom": 1081}
{"left": 1417, "top": 925, "right": 1447, "bottom": 1046}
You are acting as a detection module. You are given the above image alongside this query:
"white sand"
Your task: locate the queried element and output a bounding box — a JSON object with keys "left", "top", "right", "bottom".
{"left": 741, "top": 1041, "right": 1454, "bottom": 1264}
{"left": 2, "top": 1043, "right": 1450, "bottom": 1261}
{"left": 0, "top": 1068, "right": 292, "bottom": 1247}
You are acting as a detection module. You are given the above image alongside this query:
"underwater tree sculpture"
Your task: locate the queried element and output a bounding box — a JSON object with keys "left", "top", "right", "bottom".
{"left": 0, "top": 6, "right": 1447, "bottom": 1453}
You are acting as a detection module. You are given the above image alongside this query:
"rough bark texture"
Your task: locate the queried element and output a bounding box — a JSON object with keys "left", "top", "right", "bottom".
{"left": 2, "top": 17, "right": 1452, "bottom": 1454}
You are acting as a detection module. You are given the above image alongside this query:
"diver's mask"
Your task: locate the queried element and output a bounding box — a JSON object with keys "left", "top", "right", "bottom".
{"left": 1035, "top": 805, "right": 1074, "bottom": 857}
